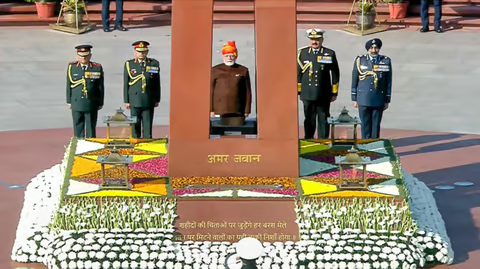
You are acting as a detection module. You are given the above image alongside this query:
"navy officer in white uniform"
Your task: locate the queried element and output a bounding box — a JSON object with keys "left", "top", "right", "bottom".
{"left": 351, "top": 38, "right": 392, "bottom": 139}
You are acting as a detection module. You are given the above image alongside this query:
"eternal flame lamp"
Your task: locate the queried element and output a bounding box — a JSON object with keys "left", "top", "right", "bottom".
{"left": 96, "top": 147, "right": 133, "bottom": 189}
{"left": 327, "top": 107, "right": 362, "bottom": 148}
{"left": 103, "top": 108, "right": 137, "bottom": 148}
{"left": 335, "top": 147, "right": 371, "bottom": 189}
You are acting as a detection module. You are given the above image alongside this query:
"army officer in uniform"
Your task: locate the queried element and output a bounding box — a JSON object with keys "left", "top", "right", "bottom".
{"left": 351, "top": 38, "right": 392, "bottom": 139}
{"left": 66, "top": 45, "right": 105, "bottom": 138}
{"left": 297, "top": 29, "right": 340, "bottom": 139}
{"left": 124, "top": 41, "right": 161, "bottom": 138}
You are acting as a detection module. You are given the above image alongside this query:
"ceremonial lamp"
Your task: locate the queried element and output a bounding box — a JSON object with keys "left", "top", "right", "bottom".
{"left": 103, "top": 108, "right": 137, "bottom": 148}
{"left": 336, "top": 147, "right": 371, "bottom": 189}
{"left": 96, "top": 147, "right": 133, "bottom": 190}
{"left": 327, "top": 107, "right": 362, "bottom": 148}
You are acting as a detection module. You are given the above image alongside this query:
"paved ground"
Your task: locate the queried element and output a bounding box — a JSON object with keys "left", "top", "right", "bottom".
{"left": 0, "top": 27, "right": 479, "bottom": 134}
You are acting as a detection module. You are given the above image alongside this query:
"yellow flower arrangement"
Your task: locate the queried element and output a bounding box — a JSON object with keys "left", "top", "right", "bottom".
{"left": 311, "top": 190, "right": 393, "bottom": 198}
{"left": 78, "top": 190, "right": 158, "bottom": 197}
{"left": 82, "top": 148, "right": 154, "bottom": 156}
{"left": 301, "top": 177, "right": 388, "bottom": 186}
{"left": 300, "top": 179, "right": 337, "bottom": 195}
{"left": 85, "top": 138, "right": 154, "bottom": 144}
{"left": 132, "top": 179, "right": 168, "bottom": 195}
{"left": 134, "top": 140, "right": 168, "bottom": 154}
{"left": 300, "top": 141, "right": 330, "bottom": 155}
{"left": 71, "top": 157, "right": 112, "bottom": 178}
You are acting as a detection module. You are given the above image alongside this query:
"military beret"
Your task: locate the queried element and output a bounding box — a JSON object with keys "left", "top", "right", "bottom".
{"left": 306, "top": 28, "right": 325, "bottom": 39}
{"left": 365, "top": 38, "right": 382, "bottom": 51}
{"left": 75, "top": 44, "right": 92, "bottom": 56}
{"left": 132, "top": 41, "right": 150, "bottom": 52}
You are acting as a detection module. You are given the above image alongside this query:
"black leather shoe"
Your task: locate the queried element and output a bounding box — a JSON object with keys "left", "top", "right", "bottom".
{"left": 419, "top": 27, "right": 428, "bottom": 32}
{"left": 115, "top": 25, "right": 128, "bottom": 31}
{"left": 103, "top": 28, "right": 112, "bottom": 32}
{"left": 435, "top": 28, "right": 444, "bottom": 33}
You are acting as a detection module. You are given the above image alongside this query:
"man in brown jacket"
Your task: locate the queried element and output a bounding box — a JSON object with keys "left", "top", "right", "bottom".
{"left": 210, "top": 41, "right": 252, "bottom": 126}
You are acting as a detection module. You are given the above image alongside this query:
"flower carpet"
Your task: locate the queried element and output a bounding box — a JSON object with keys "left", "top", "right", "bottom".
{"left": 11, "top": 138, "right": 454, "bottom": 268}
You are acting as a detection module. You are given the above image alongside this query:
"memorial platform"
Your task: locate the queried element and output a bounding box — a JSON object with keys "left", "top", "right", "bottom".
{"left": 10, "top": 136, "right": 455, "bottom": 268}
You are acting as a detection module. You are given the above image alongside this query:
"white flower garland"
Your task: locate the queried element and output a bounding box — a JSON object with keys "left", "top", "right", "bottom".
{"left": 75, "top": 140, "right": 104, "bottom": 155}
{"left": 402, "top": 170, "right": 454, "bottom": 264}
{"left": 65, "top": 179, "right": 99, "bottom": 196}
{"left": 236, "top": 190, "right": 296, "bottom": 198}
{"left": 11, "top": 140, "right": 73, "bottom": 263}
{"left": 10, "top": 140, "right": 454, "bottom": 268}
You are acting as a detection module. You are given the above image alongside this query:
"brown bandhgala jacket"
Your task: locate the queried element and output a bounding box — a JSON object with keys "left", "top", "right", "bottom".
{"left": 210, "top": 63, "right": 252, "bottom": 115}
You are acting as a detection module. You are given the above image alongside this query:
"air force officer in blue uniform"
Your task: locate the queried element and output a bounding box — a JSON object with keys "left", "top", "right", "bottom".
{"left": 351, "top": 38, "right": 392, "bottom": 139}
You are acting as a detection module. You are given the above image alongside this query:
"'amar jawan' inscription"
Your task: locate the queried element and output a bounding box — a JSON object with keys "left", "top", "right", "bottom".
{"left": 174, "top": 199, "right": 299, "bottom": 243}
{"left": 207, "top": 154, "right": 261, "bottom": 163}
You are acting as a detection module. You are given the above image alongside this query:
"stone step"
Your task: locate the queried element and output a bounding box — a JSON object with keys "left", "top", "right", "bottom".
{"left": 214, "top": 12, "right": 480, "bottom": 27}
{"left": 217, "top": 0, "right": 480, "bottom": 5}
{"left": 0, "top": 13, "right": 171, "bottom": 26}
{"left": 0, "top": 1, "right": 171, "bottom": 14}
{"left": 1, "top": 1, "right": 480, "bottom": 28}
{"left": 2, "top": 1, "right": 480, "bottom": 17}
{"left": 212, "top": 1, "right": 480, "bottom": 17}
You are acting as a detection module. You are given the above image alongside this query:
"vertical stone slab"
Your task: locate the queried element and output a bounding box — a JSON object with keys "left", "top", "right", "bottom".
{"left": 169, "top": 0, "right": 299, "bottom": 177}
{"left": 169, "top": 0, "right": 213, "bottom": 140}
{"left": 255, "top": 0, "right": 299, "bottom": 140}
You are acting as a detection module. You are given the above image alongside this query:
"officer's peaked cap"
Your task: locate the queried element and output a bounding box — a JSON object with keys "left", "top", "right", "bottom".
{"left": 132, "top": 41, "right": 150, "bottom": 52}
{"left": 75, "top": 44, "right": 92, "bottom": 56}
{"left": 306, "top": 28, "right": 325, "bottom": 39}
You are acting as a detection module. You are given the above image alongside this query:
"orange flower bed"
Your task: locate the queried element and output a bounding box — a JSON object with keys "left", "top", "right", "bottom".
{"left": 171, "top": 177, "right": 296, "bottom": 189}
{"left": 132, "top": 179, "right": 168, "bottom": 195}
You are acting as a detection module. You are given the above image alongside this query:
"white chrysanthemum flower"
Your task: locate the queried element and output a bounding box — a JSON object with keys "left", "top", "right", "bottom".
{"left": 346, "top": 262, "right": 356, "bottom": 269}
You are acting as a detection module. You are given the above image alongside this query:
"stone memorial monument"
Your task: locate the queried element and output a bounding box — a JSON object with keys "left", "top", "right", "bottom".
{"left": 169, "top": 0, "right": 299, "bottom": 177}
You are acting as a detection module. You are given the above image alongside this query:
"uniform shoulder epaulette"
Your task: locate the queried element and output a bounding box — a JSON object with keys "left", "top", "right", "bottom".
{"left": 69, "top": 61, "right": 78, "bottom": 65}
{"left": 148, "top": 57, "right": 158, "bottom": 62}
{"left": 297, "top": 46, "right": 309, "bottom": 51}
{"left": 91, "top": 62, "right": 102, "bottom": 67}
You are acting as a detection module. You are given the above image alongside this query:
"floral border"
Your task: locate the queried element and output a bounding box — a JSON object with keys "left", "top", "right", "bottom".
{"left": 10, "top": 138, "right": 454, "bottom": 268}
